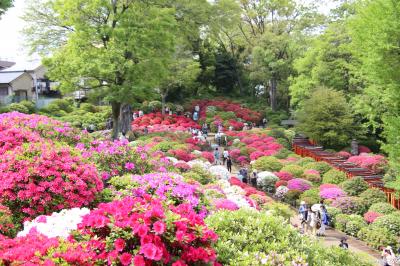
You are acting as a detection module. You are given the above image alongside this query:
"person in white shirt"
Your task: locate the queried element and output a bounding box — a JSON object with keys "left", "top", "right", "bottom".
{"left": 223, "top": 150, "right": 229, "bottom": 165}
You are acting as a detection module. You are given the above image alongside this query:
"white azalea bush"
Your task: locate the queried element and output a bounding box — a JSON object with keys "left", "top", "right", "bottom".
{"left": 18, "top": 207, "right": 90, "bottom": 238}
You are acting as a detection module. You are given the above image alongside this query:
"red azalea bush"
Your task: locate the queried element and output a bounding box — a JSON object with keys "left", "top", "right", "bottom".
{"left": 169, "top": 149, "right": 196, "bottom": 162}
{"left": 201, "top": 151, "right": 215, "bottom": 163}
{"left": 191, "top": 99, "right": 262, "bottom": 124}
{"left": 68, "top": 195, "right": 218, "bottom": 265}
{"left": 337, "top": 151, "right": 351, "bottom": 159}
{"left": 275, "top": 171, "right": 294, "bottom": 181}
{"left": 0, "top": 142, "right": 103, "bottom": 223}
{"left": 363, "top": 211, "right": 383, "bottom": 224}
{"left": 132, "top": 113, "right": 200, "bottom": 133}
{"left": 275, "top": 180, "right": 288, "bottom": 188}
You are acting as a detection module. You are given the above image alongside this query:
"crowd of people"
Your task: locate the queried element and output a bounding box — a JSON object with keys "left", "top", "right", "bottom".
{"left": 298, "top": 201, "right": 330, "bottom": 237}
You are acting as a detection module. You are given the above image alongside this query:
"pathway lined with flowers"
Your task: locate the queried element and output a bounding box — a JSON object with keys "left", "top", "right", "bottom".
{"left": 290, "top": 215, "right": 381, "bottom": 265}
{"left": 206, "top": 133, "right": 381, "bottom": 265}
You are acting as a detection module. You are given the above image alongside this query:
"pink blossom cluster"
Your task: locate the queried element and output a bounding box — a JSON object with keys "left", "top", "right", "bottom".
{"left": 287, "top": 179, "right": 312, "bottom": 192}
{"left": 275, "top": 171, "right": 294, "bottom": 181}
{"left": 0, "top": 195, "right": 219, "bottom": 265}
{"left": 363, "top": 211, "right": 383, "bottom": 223}
{"left": 132, "top": 113, "right": 200, "bottom": 133}
{"left": 0, "top": 112, "right": 82, "bottom": 145}
{"left": 319, "top": 188, "right": 346, "bottom": 199}
{"left": 73, "top": 195, "right": 218, "bottom": 265}
{"left": 347, "top": 153, "right": 387, "bottom": 173}
{"left": 225, "top": 131, "right": 282, "bottom": 163}
{"left": 213, "top": 199, "right": 239, "bottom": 211}
{"left": 192, "top": 99, "right": 262, "bottom": 123}
{"left": 0, "top": 142, "right": 103, "bottom": 222}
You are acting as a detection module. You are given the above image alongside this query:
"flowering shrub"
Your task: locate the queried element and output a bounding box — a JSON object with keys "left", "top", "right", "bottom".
{"left": 371, "top": 213, "right": 400, "bottom": 235}
{"left": 192, "top": 99, "right": 262, "bottom": 124}
{"left": 132, "top": 113, "right": 200, "bottom": 133}
{"left": 0, "top": 205, "right": 16, "bottom": 237}
{"left": 213, "top": 199, "right": 239, "bottom": 211}
{"left": 281, "top": 165, "right": 304, "bottom": 178}
{"left": 337, "top": 151, "right": 351, "bottom": 159}
{"left": 201, "top": 151, "right": 215, "bottom": 163}
{"left": 347, "top": 153, "right": 387, "bottom": 173}
{"left": 319, "top": 184, "right": 339, "bottom": 191}
{"left": 287, "top": 179, "right": 311, "bottom": 192}
{"left": 274, "top": 171, "right": 294, "bottom": 181}
{"left": 169, "top": 149, "right": 196, "bottom": 162}
{"left": 17, "top": 208, "right": 90, "bottom": 238}
{"left": 257, "top": 172, "right": 279, "bottom": 192}
{"left": 83, "top": 139, "right": 154, "bottom": 179}
{"left": 331, "top": 197, "right": 367, "bottom": 215}
{"left": 368, "top": 202, "right": 396, "bottom": 215}
{"left": 0, "top": 112, "right": 81, "bottom": 146}
{"left": 363, "top": 211, "right": 383, "bottom": 224}
{"left": 0, "top": 142, "right": 103, "bottom": 223}
{"left": 68, "top": 196, "right": 218, "bottom": 265}
{"left": 303, "top": 169, "right": 321, "bottom": 183}
{"left": 275, "top": 186, "right": 289, "bottom": 199}
{"left": 275, "top": 180, "right": 288, "bottom": 188}
{"left": 319, "top": 188, "right": 346, "bottom": 199}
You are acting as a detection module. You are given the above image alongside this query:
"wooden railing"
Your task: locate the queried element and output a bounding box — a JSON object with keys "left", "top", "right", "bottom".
{"left": 292, "top": 137, "right": 399, "bottom": 209}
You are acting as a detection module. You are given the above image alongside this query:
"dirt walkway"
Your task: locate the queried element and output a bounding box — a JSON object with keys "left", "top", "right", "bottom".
{"left": 206, "top": 133, "right": 381, "bottom": 265}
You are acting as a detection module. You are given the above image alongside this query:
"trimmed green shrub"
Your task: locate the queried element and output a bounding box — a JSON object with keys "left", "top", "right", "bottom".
{"left": 299, "top": 188, "right": 321, "bottom": 205}
{"left": 273, "top": 148, "right": 292, "bottom": 159}
{"left": 303, "top": 161, "right": 332, "bottom": 174}
{"left": 284, "top": 189, "right": 302, "bottom": 203}
{"left": 323, "top": 169, "right": 347, "bottom": 184}
{"left": 345, "top": 219, "right": 367, "bottom": 237}
{"left": 371, "top": 213, "right": 400, "bottom": 235}
{"left": 281, "top": 164, "right": 304, "bottom": 178}
{"left": 359, "top": 189, "right": 387, "bottom": 208}
{"left": 252, "top": 156, "right": 283, "bottom": 172}
{"left": 368, "top": 202, "right": 396, "bottom": 215}
{"left": 340, "top": 177, "right": 369, "bottom": 196}
{"left": 296, "top": 157, "right": 316, "bottom": 166}
{"left": 8, "top": 103, "right": 29, "bottom": 114}
{"left": 19, "top": 100, "right": 36, "bottom": 113}
{"left": 205, "top": 209, "right": 372, "bottom": 265}
{"left": 358, "top": 227, "right": 398, "bottom": 250}
{"left": 182, "top": 165, "right": 215, "bottom": 185}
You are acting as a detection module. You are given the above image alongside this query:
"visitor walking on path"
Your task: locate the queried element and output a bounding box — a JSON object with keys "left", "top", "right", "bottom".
{"left": 318, "top": 205, "right": 329, "bottom": 237}
{"left": 298, "top": 201, "right": 308, "bottom": 234}
{"left": 215, "top": 132, "right": 222, "bottom": 146}
{"left": 339, "top": 237, "right": 349, "bottom": 249}
{"left": 226, "top": 156, "right": 232, "bottom": 173}
{"left": 214, "top": 148, "right": 221, "bottom": 165}
{"left": 251, "top": 170, "right": 258, "bottom": 187}
{"left": 223, "top": 149, "right": 229, "bottom": 165}
{"left": 381, "top": 246, "right": 398, "bottom": 266}
{"left": 308, "top": 208, "right": 319, "bottom": 237}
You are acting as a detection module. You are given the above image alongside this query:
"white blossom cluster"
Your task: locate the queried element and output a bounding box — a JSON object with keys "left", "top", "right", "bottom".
{"left": 18, "top": 207, "right": 90, "bottom": 238}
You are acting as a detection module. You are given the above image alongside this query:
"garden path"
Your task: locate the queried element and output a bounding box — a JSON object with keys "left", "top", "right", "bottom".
{"left": 206, "top": 133, "right": 381, "bottom": 265}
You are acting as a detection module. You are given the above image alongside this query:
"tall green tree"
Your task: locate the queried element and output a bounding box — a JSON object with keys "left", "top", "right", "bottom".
{"left": 349, "top": 0, "right": 400, "bottom": 181}
{"left": 296, "top": 87, "right": 362, "bottom": 149}
{"left": 0, "top": 0, "right": 12, "bottom": 18}
{"left": 239, "top": 0, "right": 322, "bottom": 111}
{"left": 24, "top": 0, "right": 180, "bottom": 139}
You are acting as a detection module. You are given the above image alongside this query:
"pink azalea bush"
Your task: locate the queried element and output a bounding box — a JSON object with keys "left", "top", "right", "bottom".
{"left": 347, "top": 153, "right": 387, "bottom": 173}
{"left": 0, "top": 142, "right": 103, "bottom": 223}
{"left": 287, "top": 179, "right": 312, "bottom": 192}
{"left": 363, "top": 211, "right": 383, "bottom": 224}
{"left": 213, "top": 199, "right": 239, "bottom": 211}
{"left": 201, "top": 151, "right": 215, "bottom": 163}
{"left": 319, "top": 184, "right": 339, "bottom": 191}
{"left": 70, "top": 195, "right": 218, "bottom": 265}
{"left": 319, "top": 188, "right": 346, "bottom": 199}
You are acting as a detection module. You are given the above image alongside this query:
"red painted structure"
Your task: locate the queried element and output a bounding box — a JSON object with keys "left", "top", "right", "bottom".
{"left": 293, "top": 137, "right": 400, "bottom": 209}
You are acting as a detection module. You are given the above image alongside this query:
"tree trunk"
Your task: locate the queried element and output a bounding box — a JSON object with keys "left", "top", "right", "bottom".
{"left": 161, "top": 92, "right": 167, "bottom": 116}
{"left": 269, "top": 79, "right": 278, "bottom": 112}
{"left": 120, "top": 103, "right": 132, "bottom": 136}
{"left": 111, "top": 101, "right": 121, "bottom": 140}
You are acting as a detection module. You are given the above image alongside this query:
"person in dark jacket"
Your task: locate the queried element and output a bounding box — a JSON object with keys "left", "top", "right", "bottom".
{"left": 226, "top": 156, "right": 232, "bottom": 173}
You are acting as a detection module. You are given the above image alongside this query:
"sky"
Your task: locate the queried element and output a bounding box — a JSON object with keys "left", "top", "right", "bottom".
{"left": 0, "top": 0, "right": 338, "bottom": 63}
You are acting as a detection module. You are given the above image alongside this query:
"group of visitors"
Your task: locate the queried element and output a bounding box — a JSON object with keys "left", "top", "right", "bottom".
{"left": 298, "top": 201, "right": 330, "bottom": 237}
{"left": 213, "top": 147, "right": 232, "bottom": 172}
{"left": 382, "top": 246, "right": 400, "bottom": 266}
